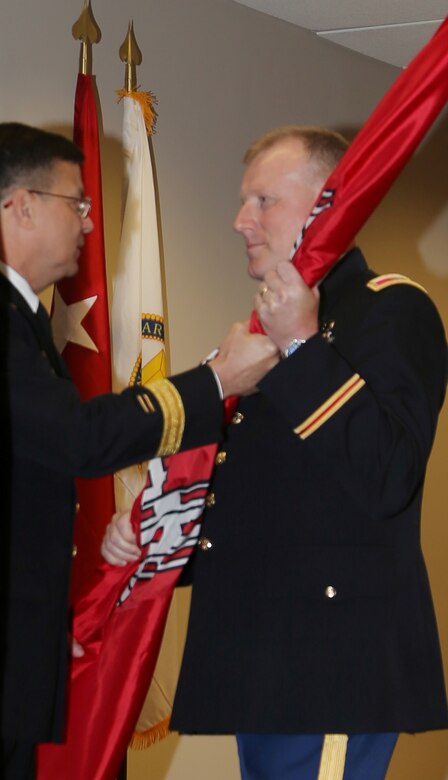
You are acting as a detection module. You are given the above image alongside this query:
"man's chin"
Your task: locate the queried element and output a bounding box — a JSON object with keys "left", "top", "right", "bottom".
{"left": 58, "top": 262, "right": 79, "bottom": 282}
{"left": 247, "top": 258, "right": 268, "bottom": 281}
{"left": 67, "top": 261, "right": 80, "bottom": 278}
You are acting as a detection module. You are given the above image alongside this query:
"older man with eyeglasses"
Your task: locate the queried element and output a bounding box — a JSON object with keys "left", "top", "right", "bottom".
{"left": 0, "top": 122, "right": 278, "bottom": 779}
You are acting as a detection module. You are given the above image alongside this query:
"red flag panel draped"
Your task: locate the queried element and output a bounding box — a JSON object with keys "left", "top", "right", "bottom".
{"left": 37, "top": 18, "right": 448, "bottom": 780}
{"left": 250, "top": 15, "right": 448, "bottom": 330}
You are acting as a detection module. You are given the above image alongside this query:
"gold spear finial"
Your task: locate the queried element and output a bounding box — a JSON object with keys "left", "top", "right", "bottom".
{"left": 119, "top": 21, "right": 142, "bottom": 92}
{"left": 72, "top": 0, "right": 102, "bottom": 76}
{"left": 116, "top": 21, "right": 157, "bottom": 135}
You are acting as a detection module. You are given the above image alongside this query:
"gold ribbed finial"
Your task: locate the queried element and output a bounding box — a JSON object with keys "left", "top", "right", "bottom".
{"left": 72, "top": 0, "right": 102, "bottom": 75}
{"left": 119, "top": 21, "right": 142, "bottom": 92}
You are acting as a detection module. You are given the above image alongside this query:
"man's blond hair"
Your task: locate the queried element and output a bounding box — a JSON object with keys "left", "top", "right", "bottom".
{"left": 243, "top": 125, "right": 349, "bottom": 180}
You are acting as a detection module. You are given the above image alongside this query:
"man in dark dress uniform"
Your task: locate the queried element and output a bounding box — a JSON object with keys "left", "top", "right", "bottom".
{"left": 0, "top": 122, "right": 277, "bottom": 779}
{"left": 104, "top": 126, "right": 448, "bottom": 780}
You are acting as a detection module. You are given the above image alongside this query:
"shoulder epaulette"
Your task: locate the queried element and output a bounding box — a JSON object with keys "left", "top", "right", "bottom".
{"left": 367, "top": 274, "right": 427, "bottom": 294}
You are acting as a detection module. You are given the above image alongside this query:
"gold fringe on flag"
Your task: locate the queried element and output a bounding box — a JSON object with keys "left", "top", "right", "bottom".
{"left": 116, "top": 89, "right": 158, "bottom": 135}
{"left": 129, "top": 716, "right": 171, "bottom": 749}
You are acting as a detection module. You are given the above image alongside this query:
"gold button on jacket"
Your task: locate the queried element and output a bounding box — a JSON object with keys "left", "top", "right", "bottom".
{"left": 205, "top": 492, "right": 216, "bottom": 508}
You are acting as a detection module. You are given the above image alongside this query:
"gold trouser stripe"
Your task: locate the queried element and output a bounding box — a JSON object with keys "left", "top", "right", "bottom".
{"left": 144, "top": 378, "right": 185, "bottom": 456}
{"left": 317, "top": 734, "right": 349, "bottom": 780}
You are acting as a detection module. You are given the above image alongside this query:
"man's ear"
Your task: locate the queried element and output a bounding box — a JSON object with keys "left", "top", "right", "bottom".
{"left": 6, "top": 189, "right": 36, "bottom": 229}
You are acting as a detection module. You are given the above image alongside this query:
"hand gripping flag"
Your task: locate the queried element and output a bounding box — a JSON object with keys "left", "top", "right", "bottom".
{"left": 51, "top": 73, "right": 116, "bottom": 598}
{"left": 37, "top": 17, "right": 448, "bottom": 780}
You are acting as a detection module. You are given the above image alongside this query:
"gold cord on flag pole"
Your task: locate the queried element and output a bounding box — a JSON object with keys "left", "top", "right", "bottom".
{"left": 72, "top": 0, "right": 102, "bottom": 75}
{"left": 117, "top": 21, "right": 157, "bottom": 135}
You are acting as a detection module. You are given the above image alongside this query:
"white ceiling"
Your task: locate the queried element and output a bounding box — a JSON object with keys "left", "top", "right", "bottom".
{"left": 233, "top": 1, "right": 447, "bottom": 68}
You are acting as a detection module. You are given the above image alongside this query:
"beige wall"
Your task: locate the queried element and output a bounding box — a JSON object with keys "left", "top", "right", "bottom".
{"left": 1, "top": 0, "right": 447, "bottom": 777}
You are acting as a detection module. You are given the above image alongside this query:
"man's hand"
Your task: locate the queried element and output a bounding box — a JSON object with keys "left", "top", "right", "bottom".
{"left": 209, "top": 320, "right": 279, "bottom": 396}
{"left": 255, "top": 261, "right": 319, "bottom": 351}
{"left": 101, "top": 509, "right": 140, "bottom": 566}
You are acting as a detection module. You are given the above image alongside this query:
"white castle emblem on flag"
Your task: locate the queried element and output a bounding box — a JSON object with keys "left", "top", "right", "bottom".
{"left": 118, "top": 458, "right": 208, "bottom": 605}
{"left": 290, "top": 188, "right": 336, "bottom": 257}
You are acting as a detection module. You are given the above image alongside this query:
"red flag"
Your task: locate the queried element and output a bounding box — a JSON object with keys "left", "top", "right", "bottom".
{"left": 51, "top": 73, "right": 115, "bottom": 595}
{"left": 251, "top": 13, "right": 448, "bottom": 331}
{"left": 37, "top": 17, "right": 448, "bottom": 780}
{"left": 37, "top": 447, "right": 216, "bottom": 779}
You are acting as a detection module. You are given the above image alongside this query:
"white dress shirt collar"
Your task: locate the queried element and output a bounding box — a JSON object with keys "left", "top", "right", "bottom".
{"left": 0, "top": 261, "right": 40, "bottom": 313}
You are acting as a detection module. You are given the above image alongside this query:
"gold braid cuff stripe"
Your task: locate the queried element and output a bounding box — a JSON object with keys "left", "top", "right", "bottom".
{"left": 146, "top": 379, "right": 185, "bottom": 456}
{"left": 317, "top": 734, "right": 348, "bottom": 780}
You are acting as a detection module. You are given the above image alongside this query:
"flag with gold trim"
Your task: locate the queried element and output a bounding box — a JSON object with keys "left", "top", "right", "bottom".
{"left": 112, "top": 89, "right": 181, "bottom": 749}
{"left": 112, "top": 89, "right": 165, "bottom": 507}
{"left": 111, "top": 89, "right": 181, "bottom": 751}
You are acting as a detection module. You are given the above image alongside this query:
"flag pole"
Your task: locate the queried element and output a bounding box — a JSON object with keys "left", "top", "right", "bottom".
{"left": 55, "top": 0, "right": 116, "bottom": 599}
{"left": 74, "top": 13, "right": 127, "bottom": 780}
{"left": 119, "top": 20, "right": 142, "bottom": 93}
{"left": 115, "top": 20, "right": 176, "bottom": 754}
{"left": 73, "top": 11, "right": 126, "bottom": 779}
{"left": 72, "top": 0, "right": 101, "bottom": 76}
{"left": 116, "top": 22, "right": 157, "bottom": 138}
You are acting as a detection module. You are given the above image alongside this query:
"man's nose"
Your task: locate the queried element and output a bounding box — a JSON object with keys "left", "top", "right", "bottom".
{"left": 233, "top": 201, "right": 255, "bottom": 234}
{"left": 82, "top": 215, "right": 94, "bottom": 234}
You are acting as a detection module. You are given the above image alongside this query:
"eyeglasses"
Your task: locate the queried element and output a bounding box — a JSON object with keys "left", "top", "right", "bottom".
{"left": 27, "top": 189, "right": 92, "bottom": 219}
